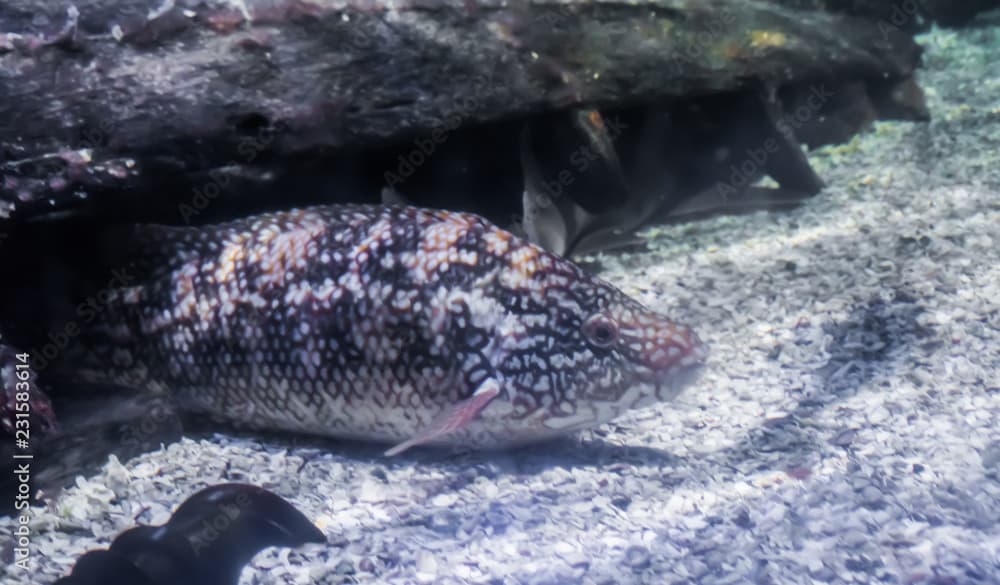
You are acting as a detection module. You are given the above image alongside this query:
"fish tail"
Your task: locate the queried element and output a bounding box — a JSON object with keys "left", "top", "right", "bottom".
{"left": 0, "top": 217, "right": 131, "bottom": 435}
{"left": 0, "top": 218, "right": 158, "bottom": 383}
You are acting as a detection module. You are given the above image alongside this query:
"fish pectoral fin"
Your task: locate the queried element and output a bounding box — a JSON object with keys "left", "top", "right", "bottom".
{"left": 384, "top": 379, "right": 501, "bottom": 456}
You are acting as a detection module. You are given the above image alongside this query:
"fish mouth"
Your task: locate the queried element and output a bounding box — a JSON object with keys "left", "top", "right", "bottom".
{"left": 653, "top": 359, "right": 707, "bottom": 402}
{"left": 652, "top": 339, "right": 708, "bottom": 401}
{"left": 671, "top": 359, "right": 707, "bottom": 390}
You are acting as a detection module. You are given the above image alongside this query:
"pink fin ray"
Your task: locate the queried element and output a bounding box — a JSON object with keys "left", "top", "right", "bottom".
{"left": 385, "top": 379, "right": 501, "bottom": 456}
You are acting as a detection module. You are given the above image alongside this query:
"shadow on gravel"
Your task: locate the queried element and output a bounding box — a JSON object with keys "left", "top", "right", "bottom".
{"left": 185, "top": 422, "right": 686, "bottom": 473}
{"left": 2, "top": 399, "right": 690, "bottom": 517}
{"left": 719, "top": 287, "right": 936, "bottom": 469}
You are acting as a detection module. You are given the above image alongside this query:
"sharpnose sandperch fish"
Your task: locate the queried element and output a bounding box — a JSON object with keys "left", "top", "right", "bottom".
{"left": 52, "top": 204, "right": 708, "bottom": 455}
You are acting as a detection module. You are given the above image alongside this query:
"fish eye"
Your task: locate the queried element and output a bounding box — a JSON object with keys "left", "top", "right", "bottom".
{"left": 583, "top": 313, "right": 619, "bottom": 348}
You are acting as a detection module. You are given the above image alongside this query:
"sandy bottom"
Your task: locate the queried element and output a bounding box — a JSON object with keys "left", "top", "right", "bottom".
{"left": 3, "top": 19, "right": 999, "bottom": 585}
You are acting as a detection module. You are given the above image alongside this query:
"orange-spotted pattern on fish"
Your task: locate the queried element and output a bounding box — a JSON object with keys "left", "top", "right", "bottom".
{"left": 72, "top": 204, "right": 708, "bottom": 454}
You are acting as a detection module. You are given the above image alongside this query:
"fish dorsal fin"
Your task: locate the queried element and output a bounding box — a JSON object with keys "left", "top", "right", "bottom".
{"left": 385, "top": 378, "right": 501, "bottom": 456}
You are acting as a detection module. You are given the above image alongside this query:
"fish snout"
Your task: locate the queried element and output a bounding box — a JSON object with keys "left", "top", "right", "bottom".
{"left": 621, "top": 317, "right": 708, "bottom": 399}
{"left": 642, "top": 322, "right": 707, "bottom": 370}
{"left": 645, "top": 323, "right": 707, "bottom": 401}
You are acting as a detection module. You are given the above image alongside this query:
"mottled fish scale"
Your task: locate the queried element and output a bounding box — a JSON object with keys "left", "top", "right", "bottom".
{"left": 72, "top": 204, "right": 707, "bottom": 453}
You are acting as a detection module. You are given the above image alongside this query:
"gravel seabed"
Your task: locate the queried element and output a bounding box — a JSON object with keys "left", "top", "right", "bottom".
{"left": 4, "top": 21, "right": 1000, "bottom": 585}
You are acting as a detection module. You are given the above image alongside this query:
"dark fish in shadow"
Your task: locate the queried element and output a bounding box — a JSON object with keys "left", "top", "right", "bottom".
{"left": 518, "top": 91, "right": 828, "bottom": 258}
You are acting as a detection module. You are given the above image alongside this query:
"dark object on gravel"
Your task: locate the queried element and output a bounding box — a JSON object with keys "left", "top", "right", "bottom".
{"left": 52, "top": 483, "right": 325, "bottom": 585}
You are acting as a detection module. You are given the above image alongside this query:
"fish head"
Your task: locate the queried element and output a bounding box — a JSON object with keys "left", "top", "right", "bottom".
{"left": 589, "top": 296, "right": 709, "bottom": 404}
{"left": 504, "top": 271, "right": 708, "bottom": 434}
